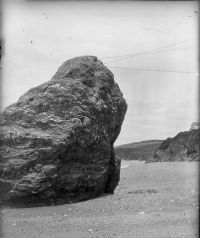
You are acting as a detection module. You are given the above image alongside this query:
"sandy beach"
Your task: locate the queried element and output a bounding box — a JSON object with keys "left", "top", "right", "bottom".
{"left": 0, "top": 161, "right": 198, "bottom": 238}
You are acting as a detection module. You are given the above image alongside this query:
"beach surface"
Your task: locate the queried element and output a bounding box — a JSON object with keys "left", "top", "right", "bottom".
{"left": 0, "top": 161, "right": 198, "bottom": 238}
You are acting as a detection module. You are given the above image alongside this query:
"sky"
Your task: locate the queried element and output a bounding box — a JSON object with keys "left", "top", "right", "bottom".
{"left": 1, "top": 0, "right": 199, "bottom": 146}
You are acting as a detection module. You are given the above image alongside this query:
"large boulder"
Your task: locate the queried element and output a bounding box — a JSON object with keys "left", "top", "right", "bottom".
{"left": 0, "top": 56, "right": 127, "bottom": 207}
{"left": 153, "top": 129, "right": 199, "bottom": 162}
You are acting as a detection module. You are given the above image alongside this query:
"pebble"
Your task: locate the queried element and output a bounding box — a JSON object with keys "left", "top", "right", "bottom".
{"left": 158, "top": 208, "right": 163, "bottom": 211}
{"left": 139, "top": 211, "right": 145, "bottom": 215}
{"left": 13, "top": 223, "right": 16, "bottom": 226}
{"left": 63, "top": 214, "right": 68, "bottom": 217}
{"left": 88, "top": 229, "right": 93, "bottom": 232}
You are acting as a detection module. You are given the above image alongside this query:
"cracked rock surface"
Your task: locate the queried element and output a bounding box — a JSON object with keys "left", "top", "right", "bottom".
{"left": 153, "top": 129, "right": 199, "bottom": 162}
{"left": 0, "top": 56, "right": 127, "bottom": 207}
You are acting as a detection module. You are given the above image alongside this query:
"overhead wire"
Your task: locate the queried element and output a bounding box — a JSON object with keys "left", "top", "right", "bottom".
{"left": 99, "top": 39, "right": 196, "bottom": 74}
{"left": 104, "top": 46, "right": 195, "bottom": 64}
{"left": 105, "top": 66, "right": 195, "bottom": 74}
{"left": 100, "top": 39, "right": 194, "bottom": 61}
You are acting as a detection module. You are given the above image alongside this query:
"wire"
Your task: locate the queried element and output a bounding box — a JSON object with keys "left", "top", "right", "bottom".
{"left": 140, "top": 28, "right": 169, "bottom": 35}
{"left": 98, "top": 39, "right": 196, "bottom": 74}
{"left": 100, "top": 40, "right": 194, "bottom": 59}
{"left": 100, "top": 39, "right": 194, "bottom": 60}
{"left": 107, "top": 66, "right": 195, "bottom": 74}
{"left": 104, "top": 47, "right": 195, "bottom": 64}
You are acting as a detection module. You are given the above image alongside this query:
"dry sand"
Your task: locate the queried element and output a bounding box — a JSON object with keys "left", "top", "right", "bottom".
{"left": 0, "top": 161, "right": 199, "bottom": 238}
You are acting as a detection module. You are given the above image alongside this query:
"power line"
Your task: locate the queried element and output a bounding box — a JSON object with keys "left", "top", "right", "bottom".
{"left": 107, "top": 66, "right": 195, "bottom": 74}
{"left": 140, "top": 28, "right": 169, "bottom": 35}
{"left": 104, "top": 46, "right": 195, "bottom": 64}
{"left": 100, "top": 39, "right": 194, "bottom": 60}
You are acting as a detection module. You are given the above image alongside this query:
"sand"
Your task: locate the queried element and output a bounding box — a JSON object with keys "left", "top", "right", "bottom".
{"left": 0, "top": 161, "right": 199, "bottom": 238}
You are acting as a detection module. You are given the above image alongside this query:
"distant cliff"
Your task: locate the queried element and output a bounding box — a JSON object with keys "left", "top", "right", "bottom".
{"left": 150, "top": 129, "right": 199, "bottom": 162}
{"left": 190, "top": 122, "right": 200, "bottom": 130}
{"left": 115, "top": 140, "right": 162, "bottom": 161}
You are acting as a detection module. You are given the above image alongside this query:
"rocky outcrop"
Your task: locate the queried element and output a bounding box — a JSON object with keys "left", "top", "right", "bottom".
{"left": 152, "top": 129, "right": 199, "bottom": 162}
{"left": 190, "top": 122, "right": 200, "bottom": 130}
{"left": 0, "top": 56, "right": 127, "bottom": 207}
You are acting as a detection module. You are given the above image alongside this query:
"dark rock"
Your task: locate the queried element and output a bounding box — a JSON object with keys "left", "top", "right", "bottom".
{"left": 0, "top": 56, "right": 127, "bottom": 207}
{"left": 190, "top": 122, "right": 200, "bottom": 130}
{"left": 152, "top": 129, "right": 199, "bottom": 162}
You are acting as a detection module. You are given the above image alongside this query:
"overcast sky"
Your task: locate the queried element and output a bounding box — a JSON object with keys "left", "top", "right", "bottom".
{"left": 1, "top": 0, "right": 199, "bottom": 145}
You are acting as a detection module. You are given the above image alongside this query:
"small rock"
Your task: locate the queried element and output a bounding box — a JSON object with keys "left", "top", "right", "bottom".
{"left": 63, "top": 214, "right": 67, "bottom": 217}
{"left": 139, "top": 211, "right": 145, "bottom": 215}
{"left": 88, "top": 229, "right": 93, "bottom": 232}
{"left": 12, "top": 223, "right": 16, "bottom": 226}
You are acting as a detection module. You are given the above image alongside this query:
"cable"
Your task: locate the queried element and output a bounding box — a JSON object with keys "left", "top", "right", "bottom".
{"left": 100, "top": 39, "right": 194, "bottom": 60}
{"left": 107, "top": 66, "right": 195, "bottom": 74}
{"left": 104, "top": 47, "right": 195, "bottom": 64}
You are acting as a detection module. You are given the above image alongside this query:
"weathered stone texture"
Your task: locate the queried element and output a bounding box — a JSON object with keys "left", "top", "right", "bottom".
{"left": 154, "top": 129, "right": 199, "bottom": 162}
{"left": 0, "top": 56, "right": 127, "bottom": 207}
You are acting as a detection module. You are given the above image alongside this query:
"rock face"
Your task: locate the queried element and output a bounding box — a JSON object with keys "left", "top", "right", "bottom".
{"left": 190, "top": 122, "right": 200, "bottom": 130}
{"left": 0, "top": 56, "right": 127, "bottom": 207}
{"left": 153, "top": 129, "right": 199, "bottom": 162}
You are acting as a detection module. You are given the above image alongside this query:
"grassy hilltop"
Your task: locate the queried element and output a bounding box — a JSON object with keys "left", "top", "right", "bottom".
{"left": 115, "top": 140, "right": 163, "bottom": 161}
